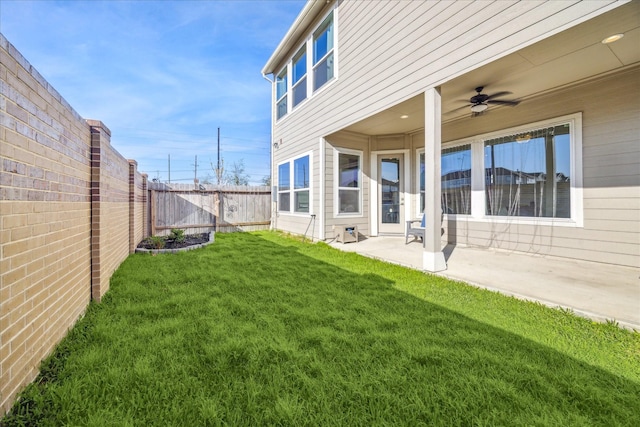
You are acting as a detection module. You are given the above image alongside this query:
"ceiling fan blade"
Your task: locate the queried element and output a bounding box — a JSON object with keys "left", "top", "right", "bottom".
{"left": 487, "top": 99, "right": 519, "bottom": 106}
{"left": 447, "top": 104, "right": 472, "bottom": 113}
{"left": 485, "top": 91, "right": 513, "bottom": 100}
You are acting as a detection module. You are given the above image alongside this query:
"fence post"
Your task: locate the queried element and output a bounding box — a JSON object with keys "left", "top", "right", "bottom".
{"left": 87, "top": 120, "right": 110, "bottom": 301}
{"left": 128, "top": 160, "right": 137, "bottom": 253}
{"left": 150, "top": 189, "right": 157, "bottom": 236}
{"left": 141, "top": 174, "right": 148, "bottom": 238}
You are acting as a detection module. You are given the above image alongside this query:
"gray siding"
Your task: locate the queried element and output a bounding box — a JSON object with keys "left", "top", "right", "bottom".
{"left": 440, "top": 68, "right": 640, "bottom": 267}
{"left": 270, "top": 0, "right": 638, "bottom": 267}
{"left": 324, "top": 131, "right": 370, "bottom": 238}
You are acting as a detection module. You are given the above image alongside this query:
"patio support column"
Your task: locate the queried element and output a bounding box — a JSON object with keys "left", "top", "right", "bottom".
{"left": 423, "top": 87, "right": 447, "bottom": 272}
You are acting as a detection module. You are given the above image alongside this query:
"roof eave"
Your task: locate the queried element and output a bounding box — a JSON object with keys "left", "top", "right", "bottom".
{"left": 261, "top": 0, "right": 329, "bottom": 76}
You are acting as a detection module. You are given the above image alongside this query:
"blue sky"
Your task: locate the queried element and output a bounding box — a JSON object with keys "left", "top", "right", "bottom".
{"left": 1, "top": 0, "right": 306, "bottom": 184}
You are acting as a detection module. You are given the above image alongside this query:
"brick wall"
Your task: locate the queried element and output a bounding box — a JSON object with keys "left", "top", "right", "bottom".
{"left": 0, "top": 33, "right": 147, "bottom": 414}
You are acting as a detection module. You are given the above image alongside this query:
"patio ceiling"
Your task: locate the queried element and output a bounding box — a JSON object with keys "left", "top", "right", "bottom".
{"left": 343, "top": 1, "right": 640, "bottom": 136}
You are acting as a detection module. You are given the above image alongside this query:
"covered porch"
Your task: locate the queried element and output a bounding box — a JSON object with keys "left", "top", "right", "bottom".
{"left": 329, "top": 236, "right": 640, "bottom": 331}
{"left": 326, "top": 0, "right": 639, "bottom": 272}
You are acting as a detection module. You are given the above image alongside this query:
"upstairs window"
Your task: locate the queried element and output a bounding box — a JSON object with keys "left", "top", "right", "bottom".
{"left": 313, "top": 11, "right": 334, "bottom": 91}
{"left": 276, "top": 68, "right": 288, "bottom": 119}
{"left": 292, "top": 47, "right": 307, "bottom": 108}
{"left": 274, "top": 9, "right": 336, "bottom": 120}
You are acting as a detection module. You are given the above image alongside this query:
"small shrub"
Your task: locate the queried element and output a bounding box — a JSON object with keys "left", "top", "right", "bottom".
{"left": 150, "top": 236, "right": 165, "bottom": 249}
{"left": 170, "top": 228, "right": 186, "bottom": 243}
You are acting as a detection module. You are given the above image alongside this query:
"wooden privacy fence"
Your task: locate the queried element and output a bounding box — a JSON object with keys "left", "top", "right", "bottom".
{"left": 148, "top": 182, "right": 271, "bottom": 235}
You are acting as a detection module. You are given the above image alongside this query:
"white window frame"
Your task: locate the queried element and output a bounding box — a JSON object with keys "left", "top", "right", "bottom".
{"left": 312, "top": 10, "right": 335, "bottom": 93}
{"left": 334, "top": 147, "right": 363, "bottom": 218}
{"left": 291, "top": 45, "right": 308, "bottom": 109}
{"left": 275, "top": 67, "right": 288, "bottom": 120}
{"left": 277, "top": 151, "right": 313, "bottom": 216}
{"left": 277, "top": 161, "right": 291, "bottom": 213}
{"left": 437, "top": 113, "right": 583, "bottom": 226}
{"left": 274, "top": 6, "right": 338, "bottom": 122}
{"left": 416, "top": 149, "right": 424, "bottom": 218}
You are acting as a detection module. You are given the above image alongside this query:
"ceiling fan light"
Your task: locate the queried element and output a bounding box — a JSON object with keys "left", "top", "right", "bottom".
{"left": 470, "top": 103, "right": 488, "bottom": 113}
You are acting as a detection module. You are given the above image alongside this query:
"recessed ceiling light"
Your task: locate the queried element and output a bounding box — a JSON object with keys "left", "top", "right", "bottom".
{"left": 602, "top": 33, "right": 624, "bottom": 44}
{"left": 400, "top": 115, "right": 409, "bottom": 119}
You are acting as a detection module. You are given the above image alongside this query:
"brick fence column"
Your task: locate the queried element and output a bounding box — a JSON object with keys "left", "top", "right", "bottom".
{"left": 142, "top": 173, "right": 148, "bottom": 238}
{"left": 128, "top": 160, "right": 137, "bottom": 253}
{"left": 87, "top": 120, "right": 111, "bottom": 301}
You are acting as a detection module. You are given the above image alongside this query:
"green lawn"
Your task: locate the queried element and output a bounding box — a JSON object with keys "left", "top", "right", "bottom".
{"left": 3, "top": 232, "right": 639, "bottom": 426}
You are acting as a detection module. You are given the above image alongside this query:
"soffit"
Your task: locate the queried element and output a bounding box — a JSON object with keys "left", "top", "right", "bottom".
{"left": 262, "top": 0, "right": 332, "bottom": 75}
{"left": 343, "top": 0, "right": 640, "bottom": 136}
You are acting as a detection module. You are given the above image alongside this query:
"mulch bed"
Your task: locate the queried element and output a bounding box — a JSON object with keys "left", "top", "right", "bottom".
{"left": 137, "top": 233, "right": 210, "bottom": 250}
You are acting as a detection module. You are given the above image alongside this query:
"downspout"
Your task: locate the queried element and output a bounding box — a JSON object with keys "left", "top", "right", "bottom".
{"left": 262, "top": 72, "right": 277, "bottom": 231}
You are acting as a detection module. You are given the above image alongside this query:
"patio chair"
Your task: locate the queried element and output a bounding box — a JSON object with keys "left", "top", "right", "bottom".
{"left": 405, "top": 214, "right": 426, "bottom": 246}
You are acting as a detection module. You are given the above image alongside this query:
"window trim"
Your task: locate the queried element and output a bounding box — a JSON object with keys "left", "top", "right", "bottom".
{"left": 277, "top": 151, "right": 313, "bottom": 216}
{"left": 275, "top": 67, "right": 288, "bottom": 120}
{"left": 312, "top": 10, "right": 335, "bottom": 93}
{"left": 438, "top": 113, "right": 583, "bottom": 227}
{"left": 277, "top": 161, "right": 291, "bottom": 213}
{"left": 334, "top": 147, "right": 363, "bottom": 218}
{"left": 291, "top": 45, "right": 308, "bottom": 109}
{"left": 274, "top": 6, "right": 338, "bottom": 122}
{"left": 416, "top": 149, "right": 424, "bottom": 218}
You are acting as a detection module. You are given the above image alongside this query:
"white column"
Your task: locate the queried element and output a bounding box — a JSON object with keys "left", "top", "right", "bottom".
{"left": 423, "top": 87, "right": 447, "bottom": 272}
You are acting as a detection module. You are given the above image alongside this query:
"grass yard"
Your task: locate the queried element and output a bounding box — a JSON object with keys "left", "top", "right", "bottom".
{"left": 3, "top": 231, "right": 639, "bottom": 426}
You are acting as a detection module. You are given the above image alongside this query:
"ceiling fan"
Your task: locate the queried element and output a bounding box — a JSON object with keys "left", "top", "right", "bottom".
{"left": 460, "top": 86, "right": 520, "bottom": 116}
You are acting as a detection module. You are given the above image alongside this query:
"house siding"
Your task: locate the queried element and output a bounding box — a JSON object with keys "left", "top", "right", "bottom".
{"left": 271, "top": 0, "right": 620, "bottom": 240}
{"left": 269, "top": 0, "right": 637, "bottom": 268}
{"left": 439, "top": 67, "right": 640, "bottom": 268}
{"left": 324, "top": 131, "right": 370, "bottom": 238}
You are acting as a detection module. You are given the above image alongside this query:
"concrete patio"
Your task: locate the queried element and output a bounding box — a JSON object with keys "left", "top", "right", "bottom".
{"left": 329, "top": 236, "right": 640, "bottom": 331}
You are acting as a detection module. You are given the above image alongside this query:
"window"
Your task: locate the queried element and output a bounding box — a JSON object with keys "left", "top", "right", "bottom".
{"left": 292, "top": 47, "right": 307, "bottom": 108}
{"left": 418, "top": 145, "right": 471, "bottom": 215}
{"left": 278, "top": 154, "right": 312, "bottom": 214}
{"left": 273, "top": 9, "right": 336, "bottom": 119}
{"left": 442, "top": 145, "right": 471, "bottom": 215}
{"left": 433, "top": 114, "right": 581, "bottom": 223}
{"left": 485, "top": 125, "right": 570, "bottom": 218}
{"left": 418, "top": 152, "right": 425, "bottom": 215}
{"left": 313, "top": 11, "right": 334, "bottom": 91}
{"left": 294, "top": 155, "right": 310, "bottom": 212}
{"left": 278, "top": 162, "right": 290, "bottom": 212}
{"left": 276, "top": 68, "right": 288, "bottom": 119}
{"left": 335, "top": 149, "right": 361, "bottom": 215}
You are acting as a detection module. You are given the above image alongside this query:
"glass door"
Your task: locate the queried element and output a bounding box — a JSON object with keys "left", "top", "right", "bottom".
{"left": 378, "top": 154, "right": 404, "bottom": 234}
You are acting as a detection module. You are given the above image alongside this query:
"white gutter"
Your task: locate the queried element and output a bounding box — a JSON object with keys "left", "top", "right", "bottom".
{"left": 261, "top": 0, "right": 331, "bottom": 75}
{"left": 262, "top": 73, "right": 277, "bottom": 230}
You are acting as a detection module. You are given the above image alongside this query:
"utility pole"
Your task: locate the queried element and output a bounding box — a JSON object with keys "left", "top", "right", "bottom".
{"left": 217, "top": 127, "right": 221, "bottom": 185}
{"left": 168, "top": 154, "right": 171, "bottom": 184}
{"left": 194, "top": 155, "right": 198, "bottom": 186}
